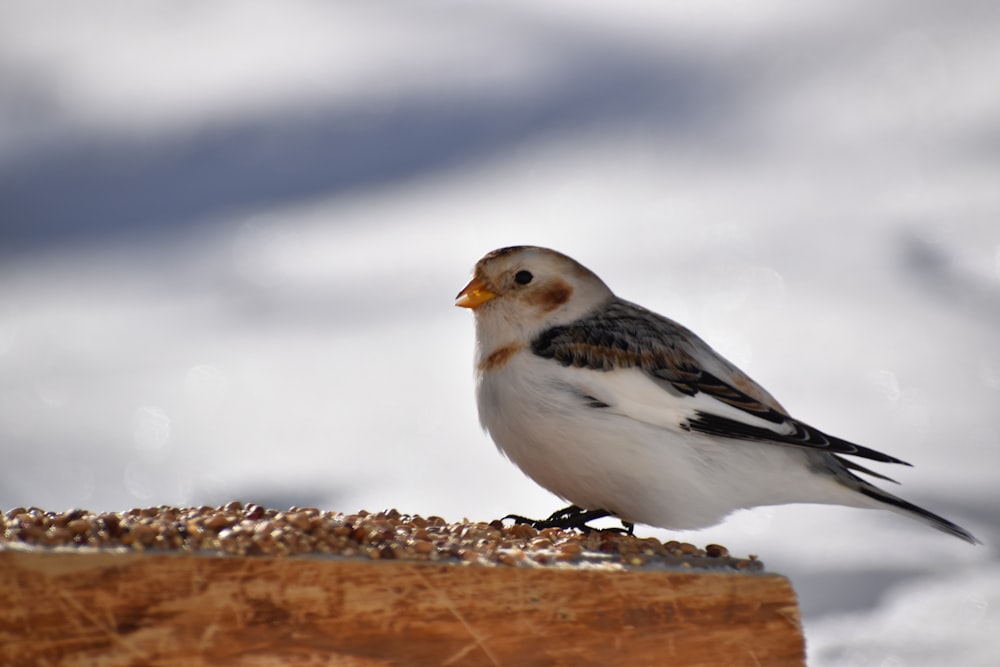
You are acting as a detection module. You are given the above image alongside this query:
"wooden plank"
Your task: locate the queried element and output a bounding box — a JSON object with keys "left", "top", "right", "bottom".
{"left": 0, "top": 548, "right": 803, "bottom": 667}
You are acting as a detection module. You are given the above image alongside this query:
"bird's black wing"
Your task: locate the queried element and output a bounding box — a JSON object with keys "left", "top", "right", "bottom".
{"left": 530, "top": 299, "right": 910, "bottom": 466}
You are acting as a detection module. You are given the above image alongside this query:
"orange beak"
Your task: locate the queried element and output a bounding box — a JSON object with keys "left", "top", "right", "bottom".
{"left": 455, "top": 276, "right": 497, "bottom": 309}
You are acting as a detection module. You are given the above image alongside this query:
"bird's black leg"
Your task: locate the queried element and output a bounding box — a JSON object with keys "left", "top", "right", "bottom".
{"left": 503, "top": 505, "right": 617, "bottom": 532}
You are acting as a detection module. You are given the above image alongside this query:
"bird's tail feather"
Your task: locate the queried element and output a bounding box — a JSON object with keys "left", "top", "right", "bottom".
{"left": 856, "top": 482, "right": 981, "bottom": 545}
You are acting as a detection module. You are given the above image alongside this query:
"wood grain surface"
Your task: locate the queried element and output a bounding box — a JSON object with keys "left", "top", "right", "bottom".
{"left": 0, "top": 548, "right": 803, "bottom": 667}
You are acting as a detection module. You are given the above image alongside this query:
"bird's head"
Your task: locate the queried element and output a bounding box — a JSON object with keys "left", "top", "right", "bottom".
{"left": 456, "top": 246, "right": 613, "bottom": 347}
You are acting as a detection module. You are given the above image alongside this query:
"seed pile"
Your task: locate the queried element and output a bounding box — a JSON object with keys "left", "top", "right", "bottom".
{"left": 1, "top": 503, "right": 761, "bottom": 571}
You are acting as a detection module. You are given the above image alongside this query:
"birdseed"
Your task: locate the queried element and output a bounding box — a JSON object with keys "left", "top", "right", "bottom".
{"left": 0, "top": 503, "right": 763, "bottom": 571}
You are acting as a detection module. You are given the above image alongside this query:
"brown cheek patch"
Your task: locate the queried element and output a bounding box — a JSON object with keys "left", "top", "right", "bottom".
{"left": 527, "top": 280, "right": 573, "bottom": 313}
{"left": 478, "top": 343, "right": 524, "bottom": 372}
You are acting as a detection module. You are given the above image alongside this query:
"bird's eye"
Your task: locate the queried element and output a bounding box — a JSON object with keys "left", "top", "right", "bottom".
{"left": 514, "top": 270, "right": 534, "bottom": 285}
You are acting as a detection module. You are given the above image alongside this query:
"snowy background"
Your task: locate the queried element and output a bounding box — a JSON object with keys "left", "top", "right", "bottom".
{"left": 2, "top": 1, "right": 998, "bottom": 663}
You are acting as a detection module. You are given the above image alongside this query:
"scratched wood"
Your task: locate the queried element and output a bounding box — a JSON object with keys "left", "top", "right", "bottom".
{"left": 0, "top": 549, "right": 804, "bottom": 667}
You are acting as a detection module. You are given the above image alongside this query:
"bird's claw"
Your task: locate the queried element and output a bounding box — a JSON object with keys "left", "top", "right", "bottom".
{"left": 501, "top": 505, "right": 634, "bottom": 535}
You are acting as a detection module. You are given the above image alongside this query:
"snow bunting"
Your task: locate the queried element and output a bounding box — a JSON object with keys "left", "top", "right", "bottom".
{"left": 456, "top": 245, "right": 979, "bottom": 543}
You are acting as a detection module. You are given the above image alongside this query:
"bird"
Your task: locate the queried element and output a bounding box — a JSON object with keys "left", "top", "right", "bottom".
{"left": 455, "top": 245, "right": 979, "bottom": 544}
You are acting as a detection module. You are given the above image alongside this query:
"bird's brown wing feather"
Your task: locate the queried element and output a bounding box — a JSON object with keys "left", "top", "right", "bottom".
{"left": 530, "top": 299, "right": 909, "bottom": 465}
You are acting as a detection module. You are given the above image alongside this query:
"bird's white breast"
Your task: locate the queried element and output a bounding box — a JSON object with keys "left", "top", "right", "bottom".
{"left": 476, "top": 351, "right": 862, "bottom": 529}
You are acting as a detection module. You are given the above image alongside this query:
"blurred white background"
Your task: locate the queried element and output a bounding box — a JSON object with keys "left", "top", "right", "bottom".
{"left": 1, "top": 1, "right": 998, "bottom": 664}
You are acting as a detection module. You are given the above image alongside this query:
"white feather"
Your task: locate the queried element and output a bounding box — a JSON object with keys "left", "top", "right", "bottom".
{"left": 558, "top": 364, "right": 797, "bottom": 437}
{"left": 478, "top": 353, "right": 870, "bottom": 530}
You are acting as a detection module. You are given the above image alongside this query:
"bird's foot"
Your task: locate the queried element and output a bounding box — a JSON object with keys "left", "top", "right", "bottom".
{"left": 503, "top": 505, "right": 633, "bottom": 534}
